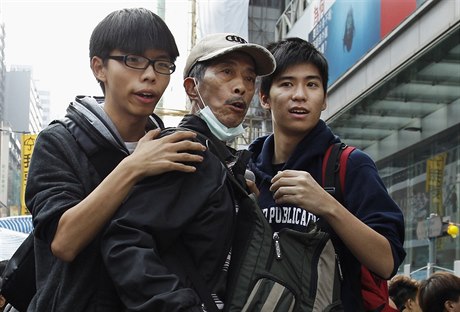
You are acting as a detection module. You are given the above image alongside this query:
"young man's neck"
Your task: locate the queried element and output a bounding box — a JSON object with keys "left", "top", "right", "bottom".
{"left": 272, "top": 131, "right": 303, "bottom": 165}
{"left": 104, "top": 106, "right": 149, "bottom": 142}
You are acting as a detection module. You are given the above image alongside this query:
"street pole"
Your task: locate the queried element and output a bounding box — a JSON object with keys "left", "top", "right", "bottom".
{"left": 427, "top": 236, "right": 435, "bottom": 278}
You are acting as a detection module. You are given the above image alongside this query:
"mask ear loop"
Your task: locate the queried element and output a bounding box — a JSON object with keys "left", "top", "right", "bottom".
{"left": 192, "top": 78, "right": 207, "bottom": 111}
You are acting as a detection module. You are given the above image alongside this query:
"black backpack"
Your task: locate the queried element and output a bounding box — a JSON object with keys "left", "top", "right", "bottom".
{"left": 179, "top": 131, "right": 344, "bottom": 312}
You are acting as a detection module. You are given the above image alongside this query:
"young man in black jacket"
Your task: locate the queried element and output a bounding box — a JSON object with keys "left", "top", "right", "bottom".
{"left": 101, "top": 33, "right": 275, "bottom": 311}
{"left": 25, "top": 8, "right": 205, "bottom": 312}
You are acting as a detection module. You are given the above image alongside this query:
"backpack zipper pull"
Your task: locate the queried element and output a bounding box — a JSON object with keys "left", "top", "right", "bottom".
{"left": 273, "top": 232, "right": 282, "bottom": 260}
{"left": 335, "top": 253, "right": 344, "bottom": 281}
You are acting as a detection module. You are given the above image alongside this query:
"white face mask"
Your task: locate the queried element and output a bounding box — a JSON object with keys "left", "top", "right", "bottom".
{"left": 192, "top": 78, "right": 245, "bottom": 142}
{"left": 197, "top": 106, "right": 245, "bottom": 141}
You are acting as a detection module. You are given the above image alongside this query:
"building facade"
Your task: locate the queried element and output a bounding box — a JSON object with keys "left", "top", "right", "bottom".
{"left": 274, "top": 0, "right": 459, "bottom": 277}
{"left": 0, "top": 10, "right": 6, "bottom": 122}
{"left": 4, "top": 67, "right": 43, "bottom": 134}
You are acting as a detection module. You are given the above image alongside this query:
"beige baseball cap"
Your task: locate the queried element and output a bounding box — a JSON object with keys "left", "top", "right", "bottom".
{"left": 183, "top": 33, "right": 276, "bottom": 78}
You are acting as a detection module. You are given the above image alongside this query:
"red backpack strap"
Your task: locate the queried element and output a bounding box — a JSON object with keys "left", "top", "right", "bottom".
{"left": 322, "top": 143, "right": 355, "bottom": 203}
{"left": 338, "top": 145, "right": 356, "bottom": 194}
{"left": 322, "top": 144, "right": 335, "bottom": 187}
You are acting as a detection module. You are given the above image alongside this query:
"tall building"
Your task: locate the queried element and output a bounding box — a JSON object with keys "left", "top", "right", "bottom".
{"left": 236, "top": 0, "right": 286, "bottom": 148}
{"left": 4, "top": 66, "right": 43, "bottom": 134}
{"left": 0, "top": 10, "right": 6, "bottom": 122}
{"left": 39, "top": 90, "right": 51, "bottom": 128}
{"left": 275, "top": 0, "right": 459, "bottom": 277}
{"left": 1, "top": 66, "right": 42, "bottom": 216}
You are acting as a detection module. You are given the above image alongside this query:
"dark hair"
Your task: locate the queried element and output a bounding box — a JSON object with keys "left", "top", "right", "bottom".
{"left": 418, "top": 272, "right": 460, "bottom": 312}
{"left": 388, "top": 275, "right": 420, "bottom": 311}
{"left": 259, "top": 37, "right": 328, "bottom": 96}
{"left": 89, "top": 8, "right": 179, "bottom": 92}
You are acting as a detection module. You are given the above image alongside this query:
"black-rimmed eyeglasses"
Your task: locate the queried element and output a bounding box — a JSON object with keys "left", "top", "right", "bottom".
{"left": 107, "top": 55, "right": 176, "bottom": 75}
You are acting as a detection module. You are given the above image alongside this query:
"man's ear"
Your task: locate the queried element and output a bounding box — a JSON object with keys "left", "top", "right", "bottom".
{"left": 91, "top": 56, "right": 106, "bottom": 83}
{"left": 184, "top": 77, "right": 198, "bottom": 100}
{"left": 321, "top": 95, "right": 328, "bottom": 111}
{"left": 445, "top": 299, "right": 456, "bottom": 312}
{"left": 259, "top": 90, "right": 270, "bottom": 110}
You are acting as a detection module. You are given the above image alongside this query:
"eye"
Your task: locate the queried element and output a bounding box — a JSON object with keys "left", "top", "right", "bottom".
{"left": 126, "top": 55, "right": 144, "bottom": 63}
{"left": 307, "top": 81, "right": 320, "bottom": 88}
{"left": 280, "top": 81, "right": 292, "bottom": 87}
{"left": 156, "top": 61, "right": 173, "bottom": 69}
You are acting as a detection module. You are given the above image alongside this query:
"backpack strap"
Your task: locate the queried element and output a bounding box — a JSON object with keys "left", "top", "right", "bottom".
{"left": 322, "top": 142, "right": 356, "bottom": 203}
{"left": 53, "top": 117, "right": 125, "bottom": 179}
{"left": 323, "top": 143, "right": 392, "bottom": 311}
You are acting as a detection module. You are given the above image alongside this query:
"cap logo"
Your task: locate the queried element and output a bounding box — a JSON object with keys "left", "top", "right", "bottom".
{"left": 225, "top": 35, "right": 247, "bottom": 44}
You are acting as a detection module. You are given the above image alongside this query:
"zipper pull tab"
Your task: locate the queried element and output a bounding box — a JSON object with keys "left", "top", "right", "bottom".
{"left": 273, "top": 232, "right": 282, "bottom": 260}
{"left": 335, "top": 253, "right": 344, "bottom": 281}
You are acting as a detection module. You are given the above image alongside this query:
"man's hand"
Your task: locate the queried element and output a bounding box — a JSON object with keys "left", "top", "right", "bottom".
{"left": 128, "top": 130, "right": 206, "bottom": 180}
{"left": 269, "top": 170, "right": 335, "bottom": 216}
{"left": 246, "top": 179, "right": 259, "bottom": 197}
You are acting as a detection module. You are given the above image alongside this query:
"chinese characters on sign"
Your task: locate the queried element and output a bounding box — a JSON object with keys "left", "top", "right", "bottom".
{"left": 21, "top": 134, "right": 37, "bottom": 215}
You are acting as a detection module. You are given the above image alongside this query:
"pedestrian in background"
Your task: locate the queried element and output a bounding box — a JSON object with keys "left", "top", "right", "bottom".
{"left": 418, "top": 272, "right": 460, "bottom": 312}
{"left": 388, "top": 274, "right": 421, "bottom": 312}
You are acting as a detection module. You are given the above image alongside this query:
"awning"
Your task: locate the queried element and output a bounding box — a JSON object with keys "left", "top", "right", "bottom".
{"left": 0, "top": 216, "right": 33, "bottom": 234}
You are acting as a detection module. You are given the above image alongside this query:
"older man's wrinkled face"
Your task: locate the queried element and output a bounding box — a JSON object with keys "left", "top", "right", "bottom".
{"left": 196, "top": 52, "right": 257, "bottom": 128}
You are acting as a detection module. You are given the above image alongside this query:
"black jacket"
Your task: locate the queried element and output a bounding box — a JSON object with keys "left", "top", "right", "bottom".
{"left": 25, "top": 96, "right": 163, "bottom": 312}
{"left": 101, "top": 115, "right": 238, "bottom": 312}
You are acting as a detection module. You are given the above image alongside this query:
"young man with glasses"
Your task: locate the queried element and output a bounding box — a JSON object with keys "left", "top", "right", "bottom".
{"left": 25, "top": 8, "right": 205, "bottom": 312}
{"left": 100, "top": 33, "right": 275, "bottom": 311}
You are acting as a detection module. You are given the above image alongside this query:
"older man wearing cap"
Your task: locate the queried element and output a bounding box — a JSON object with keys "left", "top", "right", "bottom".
{"left": 101, "top": 33, "right": 275, "bottom": 312}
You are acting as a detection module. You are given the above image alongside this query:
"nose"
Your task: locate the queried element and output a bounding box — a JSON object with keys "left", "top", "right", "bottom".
{"left": 141, "top": 64, "right": 158, "bottom": 82}
{"left": 292, "top": 85, "right": 307, "bottom": 101}
{"left": 233, "top": 74, "right": 247, "bottom": 95}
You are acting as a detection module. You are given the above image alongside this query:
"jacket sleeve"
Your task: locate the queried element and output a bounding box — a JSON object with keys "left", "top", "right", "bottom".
{"left": 345, "top": 150, "right": 406, "bottom": 276}
{"left": 101, "top": 152, "right": 231, "bottom": 312}
{"left": 25, "top": 124, "right": 99, "bottom": 243}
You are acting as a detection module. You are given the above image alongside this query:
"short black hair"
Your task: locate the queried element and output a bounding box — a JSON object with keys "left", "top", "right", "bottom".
{"left": 259, "top": 37, "right": 328, "bottom": 96}
{"left": 89, "top": 8, "right": 179, "bottom": 61}
{"left": 89, "top": 8, "right": 179, "bottom": 93}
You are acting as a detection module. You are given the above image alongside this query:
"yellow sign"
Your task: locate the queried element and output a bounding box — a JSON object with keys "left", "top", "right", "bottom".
{"left": 21, "top": 134, "right": 37, "bottom": 215}
{"left": 426, "top": 153, "right": 447, "bottom": 215}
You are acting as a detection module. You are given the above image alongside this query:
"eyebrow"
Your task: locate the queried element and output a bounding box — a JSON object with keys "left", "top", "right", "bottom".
{"left": 276, "top": 74, "right": 322, "bottom": 82}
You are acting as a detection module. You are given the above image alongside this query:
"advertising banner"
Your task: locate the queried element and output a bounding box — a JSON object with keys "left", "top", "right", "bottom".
{"left": 288, "top": 0, "right": 418, "bottom": 86}
{"left": 197, "top": 0, "right": 249, "bottom": 40}
{"left": 426, "top": 153, "right": 447, "bottom": 215}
